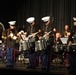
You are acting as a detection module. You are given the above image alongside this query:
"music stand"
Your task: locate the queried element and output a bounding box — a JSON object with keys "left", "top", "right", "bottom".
{"left": 20, "top": 34, "right": 26, "bottom": 40}
{"left": 60, "top": 37, "right": 68, "bottom": 45}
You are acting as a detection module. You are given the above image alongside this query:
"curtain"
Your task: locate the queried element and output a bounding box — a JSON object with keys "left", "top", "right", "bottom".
{"left": 0, "top": 0, "right": 76, "bottom": 34}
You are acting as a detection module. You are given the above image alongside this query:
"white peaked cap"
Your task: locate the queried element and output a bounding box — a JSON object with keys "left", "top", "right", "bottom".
{"left": 41, "top": 16, "right": 50, "bottom": 22}
{"left": 8, "top": 21, "right": 16, "bottom": 25}
{"left": 26, "top": 17, "right": 35, "bottom": 23}
{"left": 73, "top": 17, "right": 76, "bottom": 21}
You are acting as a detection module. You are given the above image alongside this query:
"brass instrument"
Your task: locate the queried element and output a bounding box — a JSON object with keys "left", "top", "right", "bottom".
{"left": 2, "top": 29, "right": 17, "bottom": 44}
{"left": 64, "top": 31, "right": 70, "bottom": 37}
{"left": 8, "top": 32, "right": 17, "bottom": 40}
{"left": 2, "top": 30, "right": 7, "bottom": 41}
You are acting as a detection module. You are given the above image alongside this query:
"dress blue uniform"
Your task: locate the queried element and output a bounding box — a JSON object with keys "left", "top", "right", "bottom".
{"left": 67, "top": 17, "right": 76, "bottom": 74}
{"left": 26, "top": 17, "right": 39, "bottom": 69}
{"left": 41, "top": 16, "right": 54, "bottom": 70}
{"left": 5, "top": 21, "right": 18, "bottom": 67}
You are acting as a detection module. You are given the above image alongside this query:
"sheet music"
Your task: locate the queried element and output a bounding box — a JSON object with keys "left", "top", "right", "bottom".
{"left": 60, "top": 37, "right": 68, "bottom": 44}
{"left": 21, "top": 34, "right": 26, "bottom": 40}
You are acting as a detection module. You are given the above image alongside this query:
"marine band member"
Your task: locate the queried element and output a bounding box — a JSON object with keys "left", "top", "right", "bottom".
{"left": 26, "top": 17, "right": 40, "bottom": 69}
{"left": 2, "top": 21, "right": 18, "bottom": 67}
{"left": 40, "top": 16, "right": 54, "bottom": 70}
{"left": 67, "top": 17, "right": 76, "bottom": 74}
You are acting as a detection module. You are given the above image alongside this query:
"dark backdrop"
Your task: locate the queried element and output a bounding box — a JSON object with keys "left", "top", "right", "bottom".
{"left": 0, "top": 0, "right": 76, "bottom": 34}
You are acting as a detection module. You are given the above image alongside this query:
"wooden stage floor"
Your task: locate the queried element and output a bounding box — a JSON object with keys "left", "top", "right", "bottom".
{"left": 0, "top": 61, "right": 74, "bottom": 75}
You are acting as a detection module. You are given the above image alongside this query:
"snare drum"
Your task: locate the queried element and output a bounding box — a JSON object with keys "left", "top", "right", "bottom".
{"left": 35, "top": 39, "right": 47, "bottom": 51}
{"left": 19, "top": 37, "right": 31, "bottom": 51}
{"left": 71, "top": 44, "right": 76, "bottom": 53}
{"left": 19, "top": 40, "right": 28, "bottom": 51}
{"left": 29, "top": 37, "right": 35, "bottom": 43}
{"left": 53, "top": 44, "right": 63, "bottom": 53}
{"left": 65, "top": 44, "right": 76, "bottom": 53}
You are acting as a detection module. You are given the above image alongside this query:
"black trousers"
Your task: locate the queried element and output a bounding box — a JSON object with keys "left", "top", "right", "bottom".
{"left": 68, "top": 53, "right": 76, "bottom": 73}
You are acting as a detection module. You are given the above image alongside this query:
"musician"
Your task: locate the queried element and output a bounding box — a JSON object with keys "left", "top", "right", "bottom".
{"left": 52, "top": 28, "right": 57, "bottom": 41}
{"left": 63, "top": 24, "right": 71, "bottom": 38}
{"left": 52, "top": 32, "right": 63, "bottom": 58}
{"left": 52, "top": 28, "right": 57, "bottom": 38}
{"left": 2, "top": 21, "right": 18, "bottom": 67}
{"left": 35, "top": 30, "right": 42, "bottom": 67}
{"left": 41, "top": 16, "right": 54, "bottom": 70}
{"left": 16, "top": 30, "right": 27, "bottom": 61}
{"left": 63, "top": 24, "right": 71, "bottom": 67}
{"left": 67, "top": 17, "right": 76, "bottom": 74}
{"left": 26, "top": 17, "right": 40, "bottom": 69}
{"left": 71, "top": 17, "right": 76, "bottom": 43}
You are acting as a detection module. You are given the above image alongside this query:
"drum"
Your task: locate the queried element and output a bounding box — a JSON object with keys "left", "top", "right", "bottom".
{"left": 71, "top": 44, "right": 76, "bottom": 53}
{"left": 72, "top": 35, "right": 76, "bottom": 43}
{"left": 62, "top": 45, "right": 67, "bottom": 52}
{"left": 35, "top": 39, "right": 47, "bottom": 51}
{"left": 53, "top": 44, "right": 63, "bottom": 53}
{"left": 29, "top": 37, "right": 35, "bottom": 43}
{"left": 65, "top": 44, "right": 76, "bottom": 53}
{"left": 19, "top": 40, "right": 28, "bottom": 51}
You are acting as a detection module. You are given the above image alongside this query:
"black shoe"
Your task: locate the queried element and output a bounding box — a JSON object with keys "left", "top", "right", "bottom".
{"left": 10, "top": 65, "right": 14, "bottom": 67}
{"left": 46, "top": 68, "right": 50, "bottom": 71}
{"left": 32, "top": 66, "right": 36, "bottom": 69}
{"left": 42, "top": 67, "right": 46, "bottom": 70}
{"left": 6, "top": 65, "right": 10, "bottom": 67}
{"left": 68, "top": 69, "right": 74, "bottom": 74}
{"left": 6, "top": 65, "right": 14, "bottom": 67}
{"left": 27, "top": 66, "right": 32, "bottom": 69}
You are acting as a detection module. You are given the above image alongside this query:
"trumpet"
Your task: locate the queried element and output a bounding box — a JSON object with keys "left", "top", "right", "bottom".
{"left": 10, "top": 33, "right": 14, "bottom": 37}
{"left": 8, "top": 32, "right": 17, "bottom": 40}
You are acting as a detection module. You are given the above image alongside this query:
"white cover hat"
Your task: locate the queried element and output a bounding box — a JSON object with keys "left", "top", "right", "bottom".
{"left": 8, "top": 21, "right": 16, "bottom": 25}
{"left": 26, "top": 17, "right": 35, "bottom": 23}
{"left": 41, "top": 16, "right": 50, "bottom": 22}
{"left": 73, "top": 17, "right": 76, "bottom": 21}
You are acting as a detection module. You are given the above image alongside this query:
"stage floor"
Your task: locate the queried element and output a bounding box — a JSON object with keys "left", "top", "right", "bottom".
{"left": 0, "top": 61, "right": 73, "bottom": 75}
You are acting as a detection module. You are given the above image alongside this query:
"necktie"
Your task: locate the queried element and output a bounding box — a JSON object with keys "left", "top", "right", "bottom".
{"left": 31, "top": 26, "right": 33, "bottom": 34}
{"left": 45, "top": 26, "right": 48, "bottom": 32}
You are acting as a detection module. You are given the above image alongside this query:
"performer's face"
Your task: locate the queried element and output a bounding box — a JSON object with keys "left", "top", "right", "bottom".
{"left": 74, "top": 22, "right": 76, "bottom": 26}
{"left": 53, "top": 28, "right": 56, "bottom": 32}
{"left": 30, "top": 21, "right": 35, "bottom": 26}
{"left": 56, "top": 33, "right": 61, "bottom": 39}
{"left": 65, "top": 25, "right": 69, "bottom": 31}
{"left": 10, "top": 25, "right": 15, "bottom": 29}
{"left": 45, "top": 20, "right": 50, "bottom": 26}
